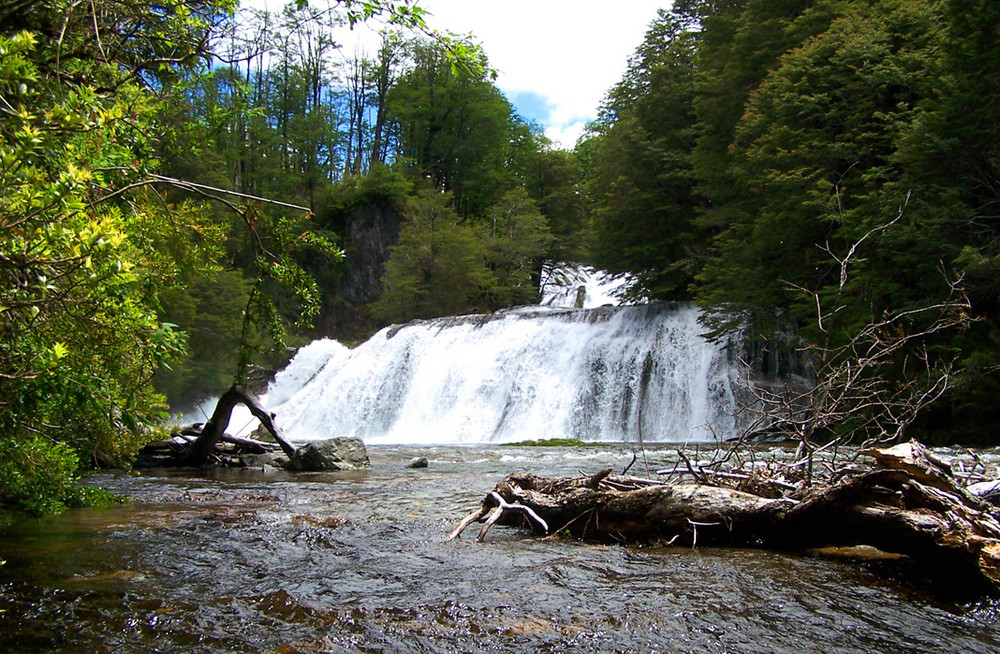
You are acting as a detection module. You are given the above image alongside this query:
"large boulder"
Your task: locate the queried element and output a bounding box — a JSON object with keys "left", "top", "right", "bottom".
{"left": 291, "top": 437, "right": 370, "bottom": 471}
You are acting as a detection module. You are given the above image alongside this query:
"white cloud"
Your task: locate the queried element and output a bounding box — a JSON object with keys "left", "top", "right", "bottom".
{"left": 418, "top": 0, "right": 666, "bottom": 148}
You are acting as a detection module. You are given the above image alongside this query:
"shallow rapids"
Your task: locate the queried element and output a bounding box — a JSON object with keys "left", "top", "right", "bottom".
{"left": 2, "top": 445, "right": 999, "bottom": 653}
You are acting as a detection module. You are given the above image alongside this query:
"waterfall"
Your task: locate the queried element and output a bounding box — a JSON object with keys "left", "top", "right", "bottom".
{"left": 538, "top": 262, "right": 632, "bottom": 309}
{"left": 256, "top": 303, "right": 750, "bottom": 445}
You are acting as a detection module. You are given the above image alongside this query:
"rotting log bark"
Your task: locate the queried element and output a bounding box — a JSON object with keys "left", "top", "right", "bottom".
{"left": 451, "top": 442, "right": 1000, "bottom": 594}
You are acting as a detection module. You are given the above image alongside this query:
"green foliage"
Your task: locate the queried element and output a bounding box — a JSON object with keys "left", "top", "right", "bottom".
{"left": 73, "top": 486, "right": 127, "bottom": 509}
{"left": 0, "top": 436, "right": 80, "bottom": 516}
{"left": 154, "top": 269, "right": 255, "bottom": 407}
{"left": 387, "top": 40, "right": 521, "bottom": 219}
{"left": 689, "top": 0, "right": 846, "bottom": 231}
{"left": 0, "top": 31, "right": 195, "bottom": 464}
{"left": 581, "top": 0, "right": 1000, "bottom": 442}
{"left": 0, "top": 436, "right": 125, "bottom": 515}
{"left": 174, "top": 4, "right": 488, "bottom": 209}
{"left": 371, "top": 190, "right": 494, "bottom": 323}
{"left": 582, "top": 10, "right": 701, "bottom": 300}
{"left": 371, "top": 185, "right": 554, "bottom": 323}
{"left": 698, "top": 0, "right": 948, "bottom": 338}
{"left": 324, "top": 165, "right": 414, "bottom": 217}
{"left": 518, "top": 146, "right": 586, "bottom": 261}
{"left": 482, "top": 189, "right": 553, "bottom": 307}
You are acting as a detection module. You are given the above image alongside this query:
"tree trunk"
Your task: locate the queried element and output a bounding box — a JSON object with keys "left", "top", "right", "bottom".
{"left": 183, "top": 385, "right": 297, "bottom": 466}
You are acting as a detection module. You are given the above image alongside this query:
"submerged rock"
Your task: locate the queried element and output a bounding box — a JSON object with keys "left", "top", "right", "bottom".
{"left": 407, "top": 457, "right": 429, "bottom": 469}
{"left": 292, "top": 437, "right": 370, "bottom": 471}
{"left": 239, "top": 452, "right": 288, "bottom": 472}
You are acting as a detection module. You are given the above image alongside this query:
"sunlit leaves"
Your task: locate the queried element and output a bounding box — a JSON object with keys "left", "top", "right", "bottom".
{"left": 0, "top": 18, "right": 228, "bottom": 496}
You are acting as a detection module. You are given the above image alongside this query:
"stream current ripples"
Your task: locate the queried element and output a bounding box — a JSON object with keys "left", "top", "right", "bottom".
{"left": 2, "top": 445, "right": 1000, "bottom": 653}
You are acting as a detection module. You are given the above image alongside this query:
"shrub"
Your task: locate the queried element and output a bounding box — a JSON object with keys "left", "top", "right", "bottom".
{"left": 0, "top": 436, "right": 87, "bottom": 516}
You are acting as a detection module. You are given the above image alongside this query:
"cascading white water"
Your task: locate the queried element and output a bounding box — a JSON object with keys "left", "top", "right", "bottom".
{"left": 539, "top": 263, "right": 632, "bottom": 309}
{"left": 256, "top": 302, "right": 749, "bottom": 445}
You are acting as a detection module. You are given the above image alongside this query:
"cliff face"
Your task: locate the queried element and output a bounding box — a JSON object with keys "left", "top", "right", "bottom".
{"left": 314, "top": 202, "right": 403, "bottom": 340}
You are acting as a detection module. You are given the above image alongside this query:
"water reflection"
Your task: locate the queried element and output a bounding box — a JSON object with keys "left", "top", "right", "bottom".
{"left": 2, "top": 445, "right": 999, "bottom": 653}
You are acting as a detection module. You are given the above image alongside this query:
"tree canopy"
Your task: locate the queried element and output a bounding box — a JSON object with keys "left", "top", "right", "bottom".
{"left": 580, "top": 0, "right": 1000, "bottom": 443}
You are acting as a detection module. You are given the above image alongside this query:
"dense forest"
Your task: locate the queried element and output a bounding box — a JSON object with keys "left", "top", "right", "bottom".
{"left": 583, "top": 0, "right": 1000, "bottom": 447}
{"left": 1, "top": 0, "right": 997, "bottom": 515}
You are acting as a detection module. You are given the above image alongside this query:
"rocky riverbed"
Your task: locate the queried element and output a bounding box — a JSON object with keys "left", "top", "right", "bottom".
{"left": 2, "top": 444, "right": 999, "bottom": 653}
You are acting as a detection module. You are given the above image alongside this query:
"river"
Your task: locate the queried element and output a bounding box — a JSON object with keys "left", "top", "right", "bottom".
{"left": 2, "top": 444, "right": 999, "bottom": 653}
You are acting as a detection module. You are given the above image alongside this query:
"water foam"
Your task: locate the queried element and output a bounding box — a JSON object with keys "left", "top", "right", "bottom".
{"left": 258, "top": 303, "right": 747, "bottom": 444}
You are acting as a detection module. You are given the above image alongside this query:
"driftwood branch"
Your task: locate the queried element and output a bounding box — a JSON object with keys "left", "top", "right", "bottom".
{"left": 448, "top": 491, "right": 550, "bottom": 542}
{"left": 452, "top": 441, "right": 1000, "bottom": 595}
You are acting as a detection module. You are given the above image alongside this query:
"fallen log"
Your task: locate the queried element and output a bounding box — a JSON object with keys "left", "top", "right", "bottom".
{"left": 184, "top": 385, "right": 297, "bottom": 466}
{"left": 134, "top": 386, "right": 298, "bottom": 468}
{"left": 136, "top": 387, "right": 371, "bottom": 471}
{"left": 450, "top": 441, "right": 1000, "bottom": 594}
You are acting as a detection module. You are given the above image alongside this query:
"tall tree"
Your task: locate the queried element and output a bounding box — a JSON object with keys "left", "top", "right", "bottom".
{"left": 888, "top": 0, "right": 1000, "bottom": 439}
{"left": 371, "top": 190, "right": 495, "bottom": 322}
{"left": 369, "top": 35, "right": 405, "bottom": 167}
{"left": 387, "top": 40, "right": 517, "bottom": 219}
{"left": 521, "top": 145, "right": 586, "bottom": 262}
{"left": 582, "top": 9, "right": 702, "bottom": 300}
{"left": 482, "top": 188, "right": 553, "bottom": 307}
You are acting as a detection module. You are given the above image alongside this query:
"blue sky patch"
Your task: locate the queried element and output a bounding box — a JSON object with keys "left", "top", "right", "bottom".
{"left": 508, "top": 90, "right": 556, "bottom": 126}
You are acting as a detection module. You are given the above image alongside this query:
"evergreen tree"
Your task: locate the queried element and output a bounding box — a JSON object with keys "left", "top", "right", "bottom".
{"left": 690, "top": 0, "right": 846, "bottom": 233}
{"left": 697, "top": 0, "right": 948, "bottom": 338}
{"left": 371, "top": 190, "right": 495, "bottom": 323}
{"left": 582, "top": 9, "right": 701, "bottom": 300}
{"left": 482, "top": 188, "right": 553, "bottom": 307}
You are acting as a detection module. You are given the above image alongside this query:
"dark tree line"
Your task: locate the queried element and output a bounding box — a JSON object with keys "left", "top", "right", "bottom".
{"left": 580, "top": 0, "right": 1000, "bottom": 443}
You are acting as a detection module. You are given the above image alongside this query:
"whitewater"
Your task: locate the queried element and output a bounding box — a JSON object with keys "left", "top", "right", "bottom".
{"left": 181, "top": 266, "right": 751, "bottom": 444}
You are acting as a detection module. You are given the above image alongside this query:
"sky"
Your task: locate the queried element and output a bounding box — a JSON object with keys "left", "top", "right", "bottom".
{"left": 413, "top": 0, "right": 669, "bottom": 148}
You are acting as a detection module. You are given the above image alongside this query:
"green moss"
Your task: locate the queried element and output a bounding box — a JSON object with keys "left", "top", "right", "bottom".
{"left": 500, "top": 438, "right": 598, "bottom": 447}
